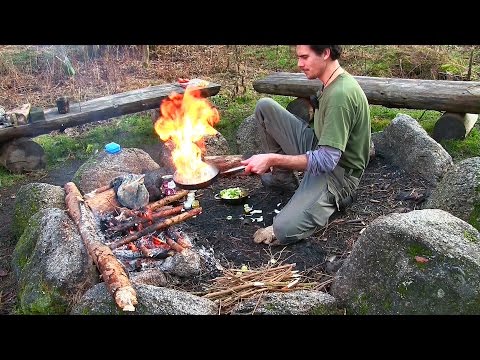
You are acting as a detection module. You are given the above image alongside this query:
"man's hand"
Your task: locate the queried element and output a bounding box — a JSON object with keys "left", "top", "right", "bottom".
{"left": 253, "top": 225, "right": 280, "bottom": 245}
{"left": 241, "top": 154, "right": 273, "bottom": 175}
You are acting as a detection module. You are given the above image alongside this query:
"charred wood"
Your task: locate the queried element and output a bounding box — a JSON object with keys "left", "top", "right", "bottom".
{"left": 109, "top": 207, "right": 202, "bottom": 249}
{"left": 163, "top": 232, "right": 185, "bottom": 253}
{"left": 165, "top": 227, "right": 192, "bottom": 248}
{"left": 107, "top": 205, "right": 184, "bottom": 233}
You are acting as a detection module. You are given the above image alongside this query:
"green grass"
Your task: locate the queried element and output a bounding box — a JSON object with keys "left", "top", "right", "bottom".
{"left": 244, "top": 46, "right": 298, "bottom": 72}
{"left": 370, "top": 106, "right": 441, "bottom": 134}
{"left": 440, "top": 128, "right": 480, "bottom": 160}
{"left": 0, "top": 167, "right": 25, "bottom": 188}
{"left": 370, "top": 105, "right": 480, "bottom": 160}
{"left": 34, "top": 114, "right": 158, "bottom": 167}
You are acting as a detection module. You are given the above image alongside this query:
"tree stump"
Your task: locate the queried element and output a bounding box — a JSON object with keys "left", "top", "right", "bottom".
{"left": 432, "top": 112, "right": 478, "bottom": 142}
{"left": 0, "top": 137, "right": 46, "bottom": 173}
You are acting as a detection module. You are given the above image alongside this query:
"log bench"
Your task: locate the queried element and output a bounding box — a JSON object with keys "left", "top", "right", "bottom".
{"left": 253, "top": 72, "right": 480, "bottom": 142}
{"left": 0, "top": 80, "right": 221, "bottom": 173}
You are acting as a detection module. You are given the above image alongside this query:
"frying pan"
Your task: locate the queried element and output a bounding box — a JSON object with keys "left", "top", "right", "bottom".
{"left": 173, "top": 164, "right": 246, "bottom": 190}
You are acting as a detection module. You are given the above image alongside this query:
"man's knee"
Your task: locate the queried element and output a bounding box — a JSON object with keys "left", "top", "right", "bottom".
{"left": 272, "top": 219, "right": 313, "bottom": 246}
{"left": 256, "top": 97, "right": 277, "bottom": 113}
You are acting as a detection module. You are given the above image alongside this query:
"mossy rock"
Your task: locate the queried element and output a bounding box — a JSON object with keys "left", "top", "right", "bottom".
{"left": 13, "top": 208, "right": 98, "bottom": 314}
{"left": 12, "top": 182, "right": 65, "bottom": 243}
{"left": 16, "top": 281, "right": 69, "bottom": 315}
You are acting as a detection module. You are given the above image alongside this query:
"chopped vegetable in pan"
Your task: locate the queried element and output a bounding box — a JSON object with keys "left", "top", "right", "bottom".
{"left": 219, "top": 187, "right": 246, "bottom": 199}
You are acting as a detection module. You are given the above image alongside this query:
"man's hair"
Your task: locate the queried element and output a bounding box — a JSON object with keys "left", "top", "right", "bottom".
{"left": 309, "top": 45, "right": 342, "bottom": 60}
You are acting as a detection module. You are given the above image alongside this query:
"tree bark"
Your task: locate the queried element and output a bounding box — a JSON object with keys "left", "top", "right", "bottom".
{"left": 0, "top": 81, "right": 221, "bottom": 143}
{"left": 64, "top": 182, "right": 138, "bottom": 312}
{"left": 432, "top": 112, "right": 479, "bottom": 141}
{"left": 0, "top": 137, "right": 46, "bottom": 173}
{"left": 253, "top": 72, "right": 480, "bottom": 114}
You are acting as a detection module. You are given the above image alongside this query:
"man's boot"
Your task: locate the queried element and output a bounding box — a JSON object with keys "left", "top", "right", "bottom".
{"left": 260, "top": 168, "right": 299, "bottom": 192}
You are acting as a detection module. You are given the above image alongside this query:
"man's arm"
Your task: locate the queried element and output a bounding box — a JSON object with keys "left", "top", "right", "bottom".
{"left": 306, "top": 145, "right": 341, "bottom": 175}
{"left": 241, "top": 145, "right": 341, "bottom": 175}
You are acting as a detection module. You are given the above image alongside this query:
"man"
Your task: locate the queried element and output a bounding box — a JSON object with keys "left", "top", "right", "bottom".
{"left": 241, "top": 45, "right": 371, "bottom": 246}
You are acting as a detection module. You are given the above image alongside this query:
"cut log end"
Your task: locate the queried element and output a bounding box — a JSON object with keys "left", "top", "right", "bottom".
{"left": 0, "top": 137, "right": 46, "bottom": 173}
{"left": 432, "top": 112, "right": 478, "bottom": 142}
{"left": 115, "top": 286, "right": 138, "bottom": 312}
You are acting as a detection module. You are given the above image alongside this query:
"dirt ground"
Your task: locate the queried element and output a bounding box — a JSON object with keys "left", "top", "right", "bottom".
{"left": 0, "top": 143, "right": 431, "bottom": 314}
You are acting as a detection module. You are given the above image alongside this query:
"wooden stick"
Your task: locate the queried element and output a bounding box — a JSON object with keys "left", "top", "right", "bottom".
{"left": 147, "top": 190, "right": 189, "bottom": 211}
{"left": 107, "top": 205, "right": 184, "bottom": 233}
{"left": 109, "top": 207, "right": 202, "bottom": 249}
{"left": 64, "top": 182, "right": 138, "bottom": 312}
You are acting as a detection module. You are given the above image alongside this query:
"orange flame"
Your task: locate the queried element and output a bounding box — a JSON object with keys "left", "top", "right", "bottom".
{"left": 154, "top": 86, "right": 219, "bottom": 178}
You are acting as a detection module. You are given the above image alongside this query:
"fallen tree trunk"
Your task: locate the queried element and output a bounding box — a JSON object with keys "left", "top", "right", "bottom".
{"left": 64, "top": 182, "right": 138, "bottom": 312}
{"left": 0, "top": 81, "right": 221, "bottom": 143}
{"left": 253, "top": 72, "right": 480, "bottom": 114}
{"left": 432, "top": 112, "right": 479, "bottom": 141}
{"left": 0, "top": 137, "right": 46, "bottom": 173}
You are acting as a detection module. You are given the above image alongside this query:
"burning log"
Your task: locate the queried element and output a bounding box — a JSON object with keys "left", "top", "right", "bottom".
{"left": 165, "top": 227, "right": 192, "bottom": 249}
{"left": 147, "top": 189, "right": 189, "bottom": 211}
{"left": 109, "top": 207, "right": 202, "bottom": 250}
{"left": 163, "top": 232, "right": 185, "bottom": 253}
{"left": 107, "top": 205, "right": 184, "bottom": 234}
{"left": 138, "top": 237, "right": 172, "bottom": 259}
{"left": 64, "top": 182, "right": 138, "bottom": 312}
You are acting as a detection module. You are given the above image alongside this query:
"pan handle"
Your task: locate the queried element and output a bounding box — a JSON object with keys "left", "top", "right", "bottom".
{"left": 220, "top": 165, "right": 246, "bottom": 175}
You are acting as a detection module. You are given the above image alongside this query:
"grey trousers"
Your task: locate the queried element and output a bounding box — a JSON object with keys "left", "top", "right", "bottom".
{"left": 255, "top": 98, "right": 359, "bottom": 245}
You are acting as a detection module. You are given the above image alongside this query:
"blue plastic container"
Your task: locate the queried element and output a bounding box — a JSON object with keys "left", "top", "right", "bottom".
{"left": 105, "top": 142, "right": 121, "bottom": 154}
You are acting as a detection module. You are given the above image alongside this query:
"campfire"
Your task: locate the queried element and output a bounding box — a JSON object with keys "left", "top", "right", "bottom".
{"left": 62, "top": 84, "right": 224, "bottom": 312}
{"left": 154, "top": 84, "right": 220, "bottom": 184}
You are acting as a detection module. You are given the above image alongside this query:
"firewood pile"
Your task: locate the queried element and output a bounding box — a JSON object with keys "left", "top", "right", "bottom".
{"left": 64, "top": 180, "right": 203, "bottom": 312}
{"left": 102, "top": 201, "right": 200, "bottom": 272}
{"left": 202, "top": 262, "right": 333, "bottom": 314}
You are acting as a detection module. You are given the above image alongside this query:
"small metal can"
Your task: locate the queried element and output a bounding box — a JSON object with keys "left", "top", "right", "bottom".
{"left": 56, "top": 96, "right": 70, "bottom": 114}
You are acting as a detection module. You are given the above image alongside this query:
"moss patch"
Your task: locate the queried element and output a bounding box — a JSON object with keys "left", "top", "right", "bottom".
{"left": 407, "top": 243, "right": 432, "bottom": 270}
{"left": 407, "top": 243, "right": 432, "bottom": 258}
{"left": 464, "top": 230, "right": 479, "bottom": 243}
{"left": 310, "top": 305, "right": 344, "bottom": 315}
{"left": 468, "top": 182, "right": 480, "bottom": 231}
{"left": 12, "top": 198, "right": 39, "bottom": 241}
{"left": 11, "top": 215, "right": 42, "bottom": 275}
{"left": 17, "top": 281, "right": 68, "bottom": 315}
{"left": 354, "top": 293, "right": 370, "bottom": 315}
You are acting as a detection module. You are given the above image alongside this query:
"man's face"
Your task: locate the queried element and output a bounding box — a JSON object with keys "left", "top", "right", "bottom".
{"left": 296, "top": 45, "right": 327, "bottom": 80}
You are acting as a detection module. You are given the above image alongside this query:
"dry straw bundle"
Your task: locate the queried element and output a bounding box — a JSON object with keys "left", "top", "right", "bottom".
{"left": 202, "top": 262, "right": 332, "bottom": 314}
